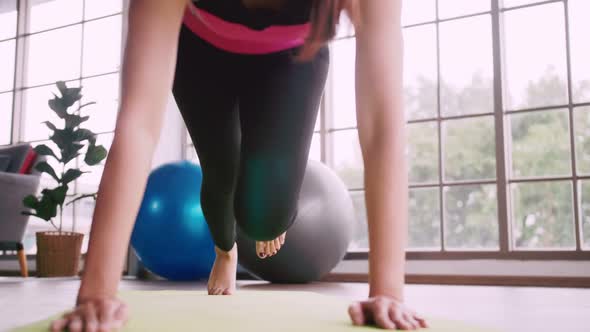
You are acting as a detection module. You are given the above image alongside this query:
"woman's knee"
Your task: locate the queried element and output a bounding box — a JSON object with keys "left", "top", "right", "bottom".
{"left": 233, "top": 188, "right": 297, "bottom": 241}
{"left": 232, "top": 155, "right": 302, "bottom": 240}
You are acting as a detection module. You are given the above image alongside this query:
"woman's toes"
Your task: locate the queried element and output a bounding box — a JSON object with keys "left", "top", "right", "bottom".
{"left": 266, "top": 240, "right": 276, "bottom": 257}
{"left": 256, "top": 235, "right": 286, "bottom": 259}
{"left": 256, "top": 242, "right": 266, "bottom": 259}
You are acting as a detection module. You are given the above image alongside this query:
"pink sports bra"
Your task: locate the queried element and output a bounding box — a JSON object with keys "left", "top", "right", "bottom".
{"left": 183, "top": 1, "right": 311, "bottom": 54}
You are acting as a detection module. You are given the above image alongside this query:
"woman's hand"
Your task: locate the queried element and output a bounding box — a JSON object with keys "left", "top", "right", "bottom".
{"left": 50, "top": 298, "right": 129, "bottom": 332}
{"left": 348, "top": 295, "right": 428, "bottom": 330}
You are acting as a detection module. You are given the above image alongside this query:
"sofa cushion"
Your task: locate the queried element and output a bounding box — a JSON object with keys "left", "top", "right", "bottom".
{"left": 0, "top": 154, "right": 10, "bottom": 172}
{"left": 0, "top": 143, "right": 32, "bottom": 173}
{"left": 20, "top": 148, "right": 38, "bottom": 174}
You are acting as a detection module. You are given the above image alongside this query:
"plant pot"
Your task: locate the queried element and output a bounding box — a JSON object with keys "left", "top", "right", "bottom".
{"left": 36, "top": 231, "right": 84, "bottom": 277}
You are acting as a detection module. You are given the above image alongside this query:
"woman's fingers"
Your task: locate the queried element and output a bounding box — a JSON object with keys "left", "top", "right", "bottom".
{"left": 410, "top": 309, "right": 428, "bottom": 329}
{"left": 403, "top": 312, "right": 420, "bottom": 330}
{"left": 83, "top": 303, "right": 99, "bottom": 332}
{"left": 97, "top": 299, "right": 128, "bottom": 331}
{"left": 50, "top": 309, "right": 80, "bottom": 331}
{"left": 371, "top": 300, "right": 397, "bottom": 330}
{"left": 111, "top": 301, "right": 129, "bottom": 330}
{"left": 348, "top": 302, "right": 366, "bottom": 326}
{"left": 49, "top": 298, "right": 129, "bottom": 332}
{"left": 349, "top": 296, "right": 428, "bottom": 330}
{"left": 50, "top": 318, "right": 69, "bottom": 332}
{"left": 68, "top": 316, "right": 84, "bottom": 332}
{"left": 97, "top": 300, "right": 118, "bottom": 331}
{"left": 415, "top": 314, "right": 429, "bottom": 328}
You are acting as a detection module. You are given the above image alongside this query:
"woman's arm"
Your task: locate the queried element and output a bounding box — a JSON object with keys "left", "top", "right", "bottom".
{"left": 354, "top": 0, "right": 406, "bottom": 301}
{"left": 347, "top": 1, "right": 427, "bottom": 330}
{"left": 79, "top": 0, "right": 188, "bottom": 301}
{"left": 51, "top": 1, "right": 189, "bottom": 331}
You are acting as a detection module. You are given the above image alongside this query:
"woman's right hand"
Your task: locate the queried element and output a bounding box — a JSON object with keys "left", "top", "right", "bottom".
{"left": 50, "top": 297, "right": 129, "bottom": 332}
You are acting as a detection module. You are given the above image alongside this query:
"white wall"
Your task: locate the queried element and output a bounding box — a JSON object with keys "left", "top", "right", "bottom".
{"left": 151, "top": 93, "right": 185, "bottom": 168}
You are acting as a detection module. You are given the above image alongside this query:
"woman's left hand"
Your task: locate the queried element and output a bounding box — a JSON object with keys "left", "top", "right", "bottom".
{"left": 348, "top": 295, "right": 428, "bottom": 330}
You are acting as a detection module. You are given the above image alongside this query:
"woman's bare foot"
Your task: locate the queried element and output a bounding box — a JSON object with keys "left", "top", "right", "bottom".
{"left": 256, "top": 232, "right": 286, "bottom": 259}
{"left": 207, "top": 243, "right": 238, "bottom": 295}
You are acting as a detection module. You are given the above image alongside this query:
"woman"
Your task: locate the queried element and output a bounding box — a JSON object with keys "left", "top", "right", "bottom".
{"left": 50, "top": 0, "right": 427, "bottom": 331}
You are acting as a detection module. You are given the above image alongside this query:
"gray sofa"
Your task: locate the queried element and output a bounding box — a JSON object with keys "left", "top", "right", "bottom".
{"left": 0, "top": 143, "right": 43, "bottom": 277}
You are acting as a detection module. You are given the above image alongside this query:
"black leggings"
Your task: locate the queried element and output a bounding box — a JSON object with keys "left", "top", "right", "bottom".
{"left": 172, "top": 25, "right": 330, "bottom": 252}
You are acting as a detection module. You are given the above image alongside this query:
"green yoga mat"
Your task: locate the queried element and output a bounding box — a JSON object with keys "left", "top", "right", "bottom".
{"left": 13, "top": 290, "right": 497, "bottom": 331}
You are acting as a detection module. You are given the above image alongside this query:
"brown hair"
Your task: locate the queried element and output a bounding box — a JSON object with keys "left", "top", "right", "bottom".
{"left": 296, "top": 0, "right": 357, "bottom": 61}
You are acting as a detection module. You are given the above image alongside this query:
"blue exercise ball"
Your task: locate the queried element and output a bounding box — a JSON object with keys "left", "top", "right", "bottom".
{"left": 131, "top": 160, "right": 215, "bottom": 281}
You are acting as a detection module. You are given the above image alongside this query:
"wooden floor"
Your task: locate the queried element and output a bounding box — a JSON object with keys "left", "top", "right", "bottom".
{"left": 1, "top": 277, "right": 589, "bottom": 332}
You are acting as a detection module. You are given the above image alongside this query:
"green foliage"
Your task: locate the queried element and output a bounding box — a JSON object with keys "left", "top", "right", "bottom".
{"left": 21, "top": 81, "right": 109, "bottom": 233}
{"left": 345, "top": 67, "right": 590, "bottom": 249}
{"left": 403, "top": 68, "right": 584, "bottom": 249}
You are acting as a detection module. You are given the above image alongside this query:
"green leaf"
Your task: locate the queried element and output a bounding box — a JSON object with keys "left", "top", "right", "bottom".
{"left": 53, "top": 81, "right": 81, "bottom": 113}
{"left": 73, "top": 128, "right": 96, "bottom": 144}
{"left": 22, "top": 195, "right": 39, "bottom": 209}
{"left": 56, "top": 81, "right": 67, "bottom": 95}
{"left": 85, "top": 144, "right": 108, "bottom": 166}
{"left": 35, "top": 161, "right": 60, "bottom": 182}
{"left": 62, "top": 169, "right": 86, "bottom": 185}
{"left": 64, "top": 114, "right": 90, "bottom": 129}
{"left": 35, "top": 194, "right": 58, "bottom": 221}
{"left": 62, "top": 87, "right": 82, "bottom": 108}
{"left": 50, "top": 128, "right": 76, "bottom": 150}
{"left": 60, "top": 143, "right": 84, "bottom": 165}
{"left": 42, "top": 186, "right": 68, "bottom": 205}
{"left": 42, "top": 121, "right": 58, "bottom": 131}
{"left": 34, "top": 144, "right": 59, "bottom": 161}
{"left": 66, "top": 114, "right": 90, "bottom": 129}
{"left": 48, "top": 94, "right": 68, "bottom": 119}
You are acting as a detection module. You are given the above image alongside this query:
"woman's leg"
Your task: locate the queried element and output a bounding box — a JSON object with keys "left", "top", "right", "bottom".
{"left": 234, "top": 46, "right": 330, "bottom": 257}
{"left": 173, "top": 25, "right": 246, "bottom": 295}
{"left": 172, "top": 25, "right": 241, "bottom": 253}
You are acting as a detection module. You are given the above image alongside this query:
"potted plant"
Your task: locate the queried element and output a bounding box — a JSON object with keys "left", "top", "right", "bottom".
{"left": 21, "top": 81, "right": 108, "bottom": 277}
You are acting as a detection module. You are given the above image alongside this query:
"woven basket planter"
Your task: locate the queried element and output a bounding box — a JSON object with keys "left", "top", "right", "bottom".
{"left": 36, "top": 231, "right": 84, "bottom": 277}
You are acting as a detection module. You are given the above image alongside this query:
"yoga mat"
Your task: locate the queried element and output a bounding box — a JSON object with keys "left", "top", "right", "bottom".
{"left": 13, "top": 290, "right": 498, "bottom": 331}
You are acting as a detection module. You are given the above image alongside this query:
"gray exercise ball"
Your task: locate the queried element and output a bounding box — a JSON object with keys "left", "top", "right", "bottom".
{"left": 236, "top": 160, "right": 355, "bottom": 283}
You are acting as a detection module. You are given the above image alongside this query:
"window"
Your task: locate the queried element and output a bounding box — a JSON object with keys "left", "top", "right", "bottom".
{"left": 2, "top": 0, "right": 124, "bottom": 254}
{"left": 568, "top": 0, "right": 590, "bottom": 103}
{"left": 0, "top": 0, "right": 17, "bottom": 145}
{"left": 326, "top": 1, "right": 589, "bottom": 257}
{"left": 180, "top": 1, "right": 590, "bottom": 259}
